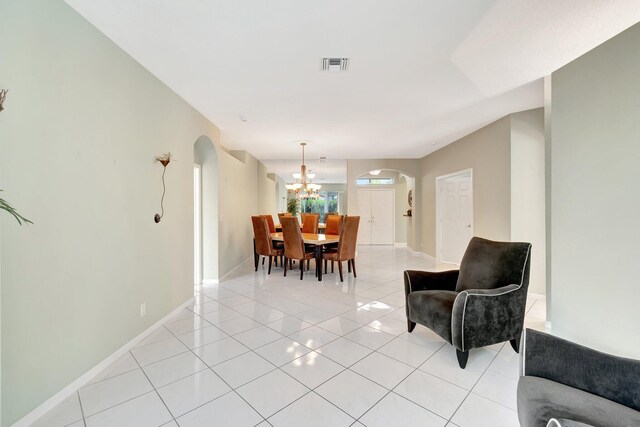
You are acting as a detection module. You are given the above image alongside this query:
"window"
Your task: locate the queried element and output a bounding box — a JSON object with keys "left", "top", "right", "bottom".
{"left": 356, "top": 178, "right": 394, "bottom": 185}
{"left": 301, "top": 191, "right": 340, "bottom": 223}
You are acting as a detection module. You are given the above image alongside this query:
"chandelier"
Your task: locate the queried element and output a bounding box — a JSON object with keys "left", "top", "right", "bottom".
{"left": 285, "top": 142, "right": 322, "bottom": 198}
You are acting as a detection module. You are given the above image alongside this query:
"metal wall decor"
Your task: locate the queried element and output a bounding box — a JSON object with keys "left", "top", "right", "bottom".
{"left": 154, "top": 152, "right": 173, "bottom": 223}
{"left": 0, "top": 89, "right": 8, "bottom": 112}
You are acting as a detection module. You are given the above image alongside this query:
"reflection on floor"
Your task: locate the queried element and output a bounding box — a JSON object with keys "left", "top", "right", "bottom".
{"left": 33, "top": 246, "right": 547, "bottom": 427}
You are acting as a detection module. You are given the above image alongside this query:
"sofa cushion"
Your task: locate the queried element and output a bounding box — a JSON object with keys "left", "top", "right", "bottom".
{"left": 407, "top": 290, "right": 458, "bottom": 343}
{"left": 517, "top": 376, "right": 640, "bottom": 427}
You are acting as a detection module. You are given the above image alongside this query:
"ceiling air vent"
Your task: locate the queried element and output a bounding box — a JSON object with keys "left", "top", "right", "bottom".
{"left": 322, "top": 58, "right": 349, "bottom": 72}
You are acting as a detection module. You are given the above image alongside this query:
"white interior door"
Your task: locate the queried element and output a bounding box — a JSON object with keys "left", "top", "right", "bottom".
{"left": 357, "top": 189, "right": 394, "bottom": 245}
{"left": 371, "top": 190, "right": 394, "bottom": 244}
{"left": 357, "top": 190, "right": 372, "bottom": 245}
{"left": 439, "top": 172, "right": 473, "bottom": 264}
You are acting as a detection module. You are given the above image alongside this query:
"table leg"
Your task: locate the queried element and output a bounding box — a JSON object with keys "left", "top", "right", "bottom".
{"left": 316, "top": 244, "right": 323, "bottom": 281}
{"left": 253, "top": 239, "right": 259, "bottom": 271}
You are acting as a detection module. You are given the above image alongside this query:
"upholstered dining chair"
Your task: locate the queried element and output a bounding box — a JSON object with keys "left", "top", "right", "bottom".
{"left": 323, "top": 216, "right": 360, "bottom": 281}
{"left": 301, "top": 213, "right": 319, "bottom": 234}
{"left": 251, "top": 216, "right": 283, "bottom": 274}
{"left": 261, "top": 214, "right": 283, "bottom": 266}
{"left": 324, "top": 214, "right": 343, "bottom": 236}
{"left": 277, "top": 212, "right": 291, "bottom": 222}
{"left": 281, "top": 216, "right": 316, "bottom": 280}
{"left": 404, "top": 236, "right": 532, "bottom": 368}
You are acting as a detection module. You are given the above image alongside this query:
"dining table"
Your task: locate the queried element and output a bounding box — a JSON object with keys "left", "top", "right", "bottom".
{"left": 274, "top": 223, "right": 326, "bottom": 232}
{"left": 270, "top": 232, "right": 339, "bottom": 281}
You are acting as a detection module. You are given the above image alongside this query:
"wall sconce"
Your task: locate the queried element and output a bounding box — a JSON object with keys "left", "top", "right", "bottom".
{"left": 154, "top": 152, "right": 173, "bottom": 223}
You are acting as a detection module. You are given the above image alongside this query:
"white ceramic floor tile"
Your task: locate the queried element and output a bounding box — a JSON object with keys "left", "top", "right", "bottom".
{"left": 177, "top": 391, "right": 263, "bottom": 427}
{"left": 193, "top": 336, "right": 250, "bottom": 366}
{"left": 368, "top": 316, "right": 409, "bottom": 335}
{"left": 233, "top": 325, "right": 284, "bottom": 349}
{"left": 316, "top": 316, "right": 362, "bottom": 335}
{"left": 397, "top": 328, "right": 447, "bottom": 352}
{"left": 250, "top": 308, "right": 288, "bottom": 324}
{"left": 31, "top": 393, "right": 83, "bottom": 427}
{"left": 130, "top": 337, "right": 189, "bottom": 366}
{"left": 471, "top": 371, "right": 518, "bottom": 410}
{"left": 254, "top": 337, "right": 311, "bottom": 366}
{"left": 268, "top": 392, "right": 354, "bottom": 427}
{"left": 216, "top": 316, "right": 263, "bottom": 335}
{"left": 201, "top": 307, "right": 244, "bottom": 325}
{"left": 79, "top": 369, "right": 153, "bottom": 416}
{"left": 315, "top": 337, "right": 372, "bottom": 367}
{"left": 164, "top": 316, "right": 209, "bottom": 335}
{"left": 419, "top": 345, "right": 496, "bottom": 390}
{"left": 451, "top": 393, "right": 519, "bottom": 427}
{"left": 212, "top": 351, "right": 276, "bottom": 387}
{"left": 176, "top": 325, "right": 228, "bottom": 349}
{"left": 88, "top": 352, "right": 139, "bottom": 385}
{"left": 350, "top": 352, "right": 414, "bottom": 390}
{"left": 266, "top": 316, "right": 313, "bottom": 335}
{"left": 189, "top": 300, "right": 222, "bottom": 315}
{"left": 360, "top": 392, "right": 447, "bottom": 427}
{"left": 142, "top": 351, "right": 208, "bottom": 388}
{"left": 377, "top": 338, "right": 435, "bottom": 368}
{"left": 394, "top": 370, "right": 468, "bottom": 419}
{"left": 288, "top": 326, "right": 339, "bottom": 350}
{"left": 281, "top": 351, "right": 344, "bottom": 389}
{"left": 84, "top": 391, "right": 172, "bottom": 427}
{"left": 157, "top": 369, "right": 231, "bottom": 417}
{"left": 232, "top": 301, "right": 272, "bottom": 315}
{"left": 133, "top": 327, "right": 174, "bottom": 348}
{"left": 486, "top": 345, "right": 521, "bottom": 380}
{"left": 344, "top": 326, "right": 396, "bottom": 350}
{"left": 236, "top": 369, "right": 310, "bottom": 418}
{"left": 315, "top": 370, "right": 387, "bottom": 418}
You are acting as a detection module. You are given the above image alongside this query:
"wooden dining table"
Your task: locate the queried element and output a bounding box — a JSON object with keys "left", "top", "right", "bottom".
{"left": 270, "top": 232, "right": 339, "bottom": 281}
{"left": 274, "top": 223, "right": 326, "bottom": 232}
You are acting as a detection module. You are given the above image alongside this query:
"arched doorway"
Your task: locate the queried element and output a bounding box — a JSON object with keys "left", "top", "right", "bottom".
{"left": 354, "top": 169, "right": 416, "bottom": 247}
{"left": 194, "top": 136, "right": 219, "bottom": 285}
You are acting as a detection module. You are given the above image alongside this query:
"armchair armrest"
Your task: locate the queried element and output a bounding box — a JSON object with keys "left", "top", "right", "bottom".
{"left": 522, "top": 329, "right": 640, "bottom": 412}
{"left": 451, "top": 284, "right": 525, "bottom": 351}
{"left": 403, "top": 269, "right": 459, "bottom": 296}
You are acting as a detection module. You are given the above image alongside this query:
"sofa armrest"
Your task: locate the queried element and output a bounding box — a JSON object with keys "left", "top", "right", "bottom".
{"left": 523, "top": 329, "right": 640, "bottom": 413}
{"left": 451, "top": 284, "right": 525, "bottom": 351}
{"left": 403, "top": 269, "right": 459, "bottom": 295}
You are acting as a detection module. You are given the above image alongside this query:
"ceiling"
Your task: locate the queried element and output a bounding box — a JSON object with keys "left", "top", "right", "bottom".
{"left": 263, "top": 158, "right": 347, "bottom": 184}
{"left": 66, "top": 0, "right": 640, "bottom": 163}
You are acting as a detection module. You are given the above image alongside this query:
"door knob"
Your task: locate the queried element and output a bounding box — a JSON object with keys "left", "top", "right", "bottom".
{"left": 466, "top": 224, "right": 471, "bottom": 228}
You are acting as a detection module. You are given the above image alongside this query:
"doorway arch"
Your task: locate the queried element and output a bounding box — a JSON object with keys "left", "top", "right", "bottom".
{"left": 353, "top": 169, "right": 417, "bottom": 248}
{"left": 194, "top": 136, "right": 219, "bottom": 284}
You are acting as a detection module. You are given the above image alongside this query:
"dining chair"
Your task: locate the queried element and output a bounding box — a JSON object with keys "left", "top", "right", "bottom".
{"left": 300, "top": 212, "right": 307, "bottom": 224}
{"left": 261, "top": 214, "right": 283, "bottom": 265}
{"left": 301, "top": 213, "right": 319, "bottom": 234}
{"left": 251, "top": 216, "right": 283, "bottom": 274}
{"left": 281, "top": 216, "right": 316, "bottom": 280}
{"left": 324, "top": 214, "right": 343, "bottom": 236}
{"left": 323, "top": 216, "right": 360, "bottom": 281}
{"left": 277, "top": 212, "right": 291, "bottom": 222}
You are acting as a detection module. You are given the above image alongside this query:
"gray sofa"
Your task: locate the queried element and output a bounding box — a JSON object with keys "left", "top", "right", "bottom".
{"left": 517, "top": 329, "right": 640, "bottom": 427}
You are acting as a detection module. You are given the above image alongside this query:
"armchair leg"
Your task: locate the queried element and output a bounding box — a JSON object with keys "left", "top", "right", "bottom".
{"left": 407, "top": 320, "right": 416, "bottom": 333}
{"left": 510, "top": 337, "right": 521, "bottom": 353}
{"left": 456, "top": 350, "right": 469, "bottom": 369}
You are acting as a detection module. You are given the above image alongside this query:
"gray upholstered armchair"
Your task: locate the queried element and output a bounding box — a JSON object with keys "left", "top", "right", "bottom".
{"left": 518, "top": 329, "right": 640, "bottom": 427}
{"left": 404, "top": 237, "right": 531, "bottom": 368}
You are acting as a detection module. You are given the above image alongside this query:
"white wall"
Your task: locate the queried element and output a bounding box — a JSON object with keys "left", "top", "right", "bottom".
{"left": 0, "top": 0, "right": 266, "bottom": 423}
{"left": 511, "top": 109, "right": 546, "bottom": 295}
{"left": 550, "top": 22, "right": 640, "bottom": 358}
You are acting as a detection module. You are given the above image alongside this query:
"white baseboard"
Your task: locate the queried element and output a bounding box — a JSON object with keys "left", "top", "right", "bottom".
{"left": 201, "top": 279, "right": 219, "bottom": 285}
{"left": 219, "top": 256, "right": 253, "bottom": 282}
{"left": 394, "top": 243, "right": 407, "bottom": 247}
{"left": 14, "top": 296, "right": 195, "bottom": 427}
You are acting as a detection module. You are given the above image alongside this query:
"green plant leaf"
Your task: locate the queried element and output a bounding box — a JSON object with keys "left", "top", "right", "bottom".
{"left": 0, "top": 191, "right": 33, "bottom": 225}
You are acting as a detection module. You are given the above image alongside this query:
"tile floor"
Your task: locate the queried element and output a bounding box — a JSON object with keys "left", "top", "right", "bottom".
{"left": 33, "top": 246, "right": 547, "bottom": 427}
